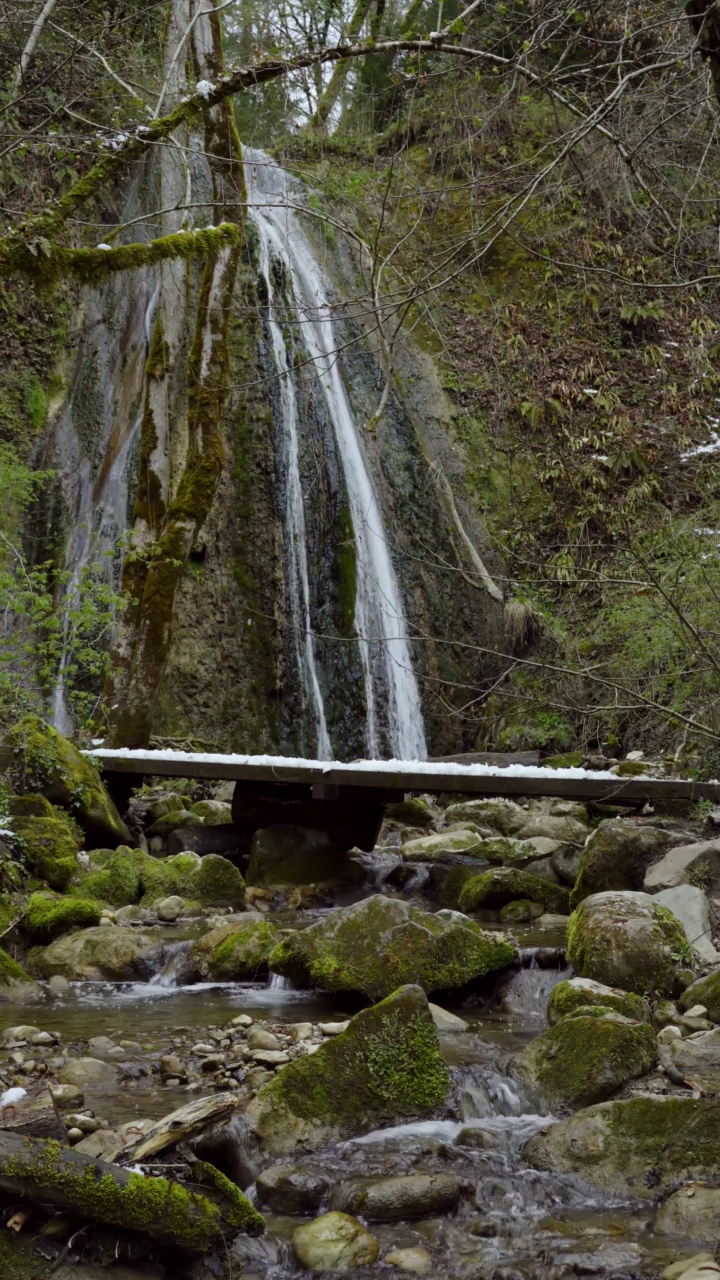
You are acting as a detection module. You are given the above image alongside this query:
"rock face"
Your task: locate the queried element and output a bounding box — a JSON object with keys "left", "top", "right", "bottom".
{"left": 547, "top": 977, "right": 649, "bottom": 1025}
{"left": 293, "top": 1212, "right": 379, "bottom": 1271}
{"left": 644, "top": 838, "right": 720, "bottom": 892}
{"left": 1, "top": 716, "right": 129, "bottom": 847}
{"left": 570, "top": 820, "right": 675, "bottom": 907}
{"left": 29, "top": 926, "right": 162, "bottom": 981}
{"left": 267, "top": 895, "right": 517, "bottom": 1000}
{"left": 525, "top": 1097, "right": 720, "bottom": 1197}
{"left": 511, "top": 1013, "right": 657, "bottom": 1109}
{"left": 653, "top": 885, "right": 719, "bottom": 962}
{"left": 246, "top": 826, "right": 361, "bottom": 886}
{"left": 566, "top": 891, "right": 688, "bottom": 996}
{"left": 186, "top": 917, "right": 279, "bottom": 981}
{"left": 458, "top": 868, "right": 570, "bottom": 915}
{"left": 331, "top": 1174, "right": 462, "bottom": 1221}
{"left": 680, "top": 971, "right": 720, "bottom": 1021}
{"left": 246, "top": 985, "right": 450, "bottom": 1155}
{"left": 7, "top": 795, "right": 80, "bottom": 890}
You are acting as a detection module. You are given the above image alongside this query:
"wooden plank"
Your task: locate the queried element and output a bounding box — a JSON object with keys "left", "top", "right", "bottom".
{"left": 91, "top": 750, "right": 720, "bottom": 804}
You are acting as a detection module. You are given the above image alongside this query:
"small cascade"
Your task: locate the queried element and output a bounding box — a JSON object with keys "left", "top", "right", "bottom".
{"left": 245, "top": 148, "right": 427, "bottom": 761}
{"left": 266, "top": 971, "right": 294, "bottom": 992}
{"left": 51, "top": 280, "right": 159, "bottom": 735}
{"left": 498, "top": 967, "right": 566, "bottom": 1020}
{"left": 149, "top": 939, "right": 192, "bottom": 988}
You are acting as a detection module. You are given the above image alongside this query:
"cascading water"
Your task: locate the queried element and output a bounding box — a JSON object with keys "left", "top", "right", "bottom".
{"left": 245, "top": 148, "right": 427, "bottom": 762}
{"left": 51, "top": 280, "right": 159, "bottom": 735}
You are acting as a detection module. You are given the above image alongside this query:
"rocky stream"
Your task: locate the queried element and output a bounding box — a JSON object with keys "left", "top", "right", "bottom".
{"left": 2, "top": 723, "right": 720, "bottom": 1280}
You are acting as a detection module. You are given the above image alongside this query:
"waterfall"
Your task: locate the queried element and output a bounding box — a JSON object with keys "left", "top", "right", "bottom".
{"left": 51, "top": 280, "right": 159, "bottom": 735}
{"left": 245, "top": 148, "right": 427, "bottom": 762}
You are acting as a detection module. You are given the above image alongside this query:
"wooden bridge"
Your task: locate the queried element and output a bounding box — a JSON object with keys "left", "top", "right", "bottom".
{"left": 90, "top": 748, "right": 720, "bottom": 855}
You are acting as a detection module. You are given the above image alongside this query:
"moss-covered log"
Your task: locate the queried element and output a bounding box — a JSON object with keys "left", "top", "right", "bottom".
{"left": 0, "top": 1132, "right": 264, "bottom": 1248}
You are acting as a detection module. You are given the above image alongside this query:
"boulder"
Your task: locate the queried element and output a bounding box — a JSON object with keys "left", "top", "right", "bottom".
{"left": 385, "top": 1247, "right": 433, "bottom": 1275}
{"left": 256, "top": 1161, "right": 330, "bottom": 1214}
{"left": 57, "top": 1057, "right": 120, "bottom": 1088}
{"left": 511, "top": 1013, "right": 657, "bottom": 1109}
{"left": 653, "top": 885, "right": 719, "bottom": 962}
{"left": 655, "top": 1185, "right": 720, "bottom": 1242}
{"left": 7, "top": 795, "right": 80, "bottom": 890}
{"left": 525, "top": 1097, "right": 720, "bottom": 1197}
{"left": 566, "top": 891, "right": 688, "bottom": 996}
{"left": 156, "top": 895, "right": 184, "bottom": 922}
{"left": 458, "top": 868, "right": 570, "bottom": 915}
{"left": 384, "top": 798, "right": 436, "bottom": 828}
{"left": 428, "top": 1003, "right": 468, "bottom": 1032}
{"left": 187, "top": 917, "right": 279, "bottom": 981}
{"left": 293, "top": 1212, "right": 379, "bottom": 1271}
{"left": 246, "top": 826, "right": 360, "bottom": 886}
{"left": 443, "top": 799, "right": 527, "bottom": 835}
{"left": 29, "top": 926, "right": 162, "bottom": 981}
{"left": 645, "top": 839, "right": 720, "bottom": 892}
{"left": 23, "top": 891, "right": 102, "bottom": 943}
{"left": 517, "top": 815, "right": 591, "bottom": 844}
{"left": 268, "top": 895, "right": 516, "bottom": 1000}
{"left": 189, "top": 800, "right": 232, "bottom": 824}
{"left": 571, "top": 820, "right": 676, "bottom": 907}
{"left": 246, "top": 985, "right": 449, "bottom": 1154}
{"left": 476, "top": 838, "right": 554, "bottom": 869}
{"left": 146, "top": 810, "right": 203, "bottom": 837}
{"left": 680, "top": 971, "right": 720, "bottom": 1021}
{"left": 661, "top": 1255, "right": 720, "bottom": 1280}
{"left": 193, "top": 854, "right": 246, "bottom": 907}
{"left": 400, "top": 830, "right": 486, "bottom": 861}
{"left": 331, "top": 1173, "right": 461, "bottom": 1221}
{"left": 1, "top": 716, "right": 129, "bottom": 846}
{"left": 547, "top": 977, "right": 649, "bottom": 1025}
{"left": 550, "top": 844, "right": 585, "bottom": 885}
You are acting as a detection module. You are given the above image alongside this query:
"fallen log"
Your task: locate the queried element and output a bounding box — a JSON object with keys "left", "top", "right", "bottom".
{"left": 113, "top": 1092, "right": 236, "bottom": 1163}
{"left": 0, "top": 1131, "right": 264, "bottom": 1248}
{"left": 0, "top": 1086, "right": 65, "bottom": 1140}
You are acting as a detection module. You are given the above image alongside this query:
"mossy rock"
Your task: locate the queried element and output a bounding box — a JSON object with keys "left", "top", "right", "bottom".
{"left": 400, "top": 829, "right": 487, "bottom": 861}
{"left": 247, "top": 826, "right": 360, "bottom": 887}
{"left": 458, "top": 868, "right": 570, "bottom": 915}
{"left": 499, "top": 899, "right": 542, "bottom": 923}
{"left": 384, "top": 797, "right": 435, "bottom": 828}
{"left": 146, "top": 810, "right": 203, "bottom": 837}
{"left": 75, "top": 846, "right": 145, "bottom": 906}
{"left": 28, "top": 925, "right": 162, "bottom": 981}
{"left": 146, "top": 795, "right": 188, "bottom": 820}
{"left": 8, "top": 796, "right": 80, "bottom": 890}
{"left": 525, "top": 1096, "right": 720, "bottom": 1198}
{"left": 0, "top": 946, "right": 33, "bottom": 989}
{"left": 187, "top": 917, "right": 279, "bottom": 981}
{"left": 541, "top": 752, "right": 583, "bottom": 769}
{"left": 189, "top": 799, "right": 232, "bottom": 824}
{"left": 566, "top": 890, "right": 688, "bottom": 997}
{"left": 680, "top": 971, "right": 720, "bottom": 1022}
{"left": 512, "top": 1013, "right": 657, "bottom": 1109}
{"left": 268, "top": 894, "right": 517, "bottom": 1001}
{"left": 612, "top": 760, "right": 655, "bottom": 778}
{"left": 193, "top": 854, "right": 245, "bottom": 907}
{"left": 246, "top": 984, "right": 450, "bottom": 1155}
{"left": 24, "top": 891, "right": 102, "bottom": 943}
{"left": 476, "top": 838, "right": 550, "bottom": 868}
{"left": 435, "top": 865, "right": 476, "bottom": 910}
{"left": 547, "top": 977, "right": 649, "bottom": 1025}
{"left": 443, "top": 799, "right": 527, "bottom": 835}
{"left": 140, "top": 851, "right": 202, "bottom": 903}
{"left": 1, "top": 716, "right": 129, "bottom": 847}
{"left": 570, "top": 820, "right": 675, "bottom": 908}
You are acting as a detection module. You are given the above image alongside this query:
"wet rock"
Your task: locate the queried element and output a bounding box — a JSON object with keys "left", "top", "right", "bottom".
{"left": 268, "top": 894, "right": 516, "bottom": 1000}
{"left": 28, "top": 925, "right": 162, "bottom": 981}
{"left": 429, "top": 1003, "right": 468, "bottom": 1032}
{"left": 293, "top": 1211, "right": 379, "bottom": 1270}
{"left": 458, "top": 868, "right": 570, "bottom": 915}
{"left": 87, "top": 1035, "right": 125, "bottom": 1060}
{"left": 57, "top": 1057, "right": 120, "bottom": 1088}
{"left": 566, "top": 890, "right": 687, "bottom": 996}
{"left": 547, "top": 977, "right": 649, "bottom": 1025}
{"left": 256, "top": 1161, "right": 330, "bottom": 1213}
{"left": 655, "top": 1185, "right": 720, "bottom": 1242}
{"left": 1, "top": 716, "right": 129, "bottom": 847}
{"left": 525, "top": 1096, "right": 720, "bottom": 1197}
{"left": 385, "top": 1247, "right": 433, "bottom": 1274}
{"left": 653, "top": 885, "right": 719, "bottom": 962}
{"left": 645, "top": 838, "right": 720, "bottom": 892}
{"left": 570, "top": 820, "right": 676, "bottom": 906}
{"left": 247, "top": 1027, "right": 281, "bottom": 1051}
{"left": 186, "top": 917, "right": 279, "bottom": 981}
{"left": 156, "top": 895, "right": 184, "bottom": 922}
{"left": 681, "top": 972, "right": 720, "bottom": 1022}
{"left": 47, "top": 975, "right": 69, "bottom": 995}
{"left": 331, "top": 1173, "right": 462, "bottom": 1220}
{"left": 247, "top": 826, "right": 361, "bottom": 887}
{"left": 160, "top": 1054, "right": 186, "bottom": 1081}
{"left": 246, "top": 985, "right": 449, "bottom": 1155}
{"left": 536, "top": 913, "right": 569, "bottom": 931}
{"left": 511, "top": 1013, "right": 657, "bottom": 1108}
{"left": 444, "top": 799, "right": 527, "bottom": 835}
{"left": 49, "top": 1083, "right": 84, "bottom": 1108}
{"left": 289, "top": 1023, "right": 313, "bottom": 1043}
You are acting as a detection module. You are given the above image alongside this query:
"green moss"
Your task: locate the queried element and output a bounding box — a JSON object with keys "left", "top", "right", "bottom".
{"left": 0, "top": 1233, "right": 39, "bottom": 1279}
{"left": 499, "top": 899, "right": 536, "bottom": 922}
{"left": 613, "top": 760, "right": 652, "bottom": 778}
{"left": 75, "top": 846, "right": 145, "bottom": 906}
{"left": 0, "top": 946, "right": 31, "bottom": 986}
{"left": 542, "top": 752, "right": 584, "bottom": 769}
{"left": 146, "top": 810, "right": 203, "bottom": 836}
{"left": 512, "top": 1014, "right": 657, "bottom": 1109}
{"left": 547, "top": 978, "right": 649, "bottom": 1024}
{"left": 458, "top": 868, "right": 570, "bottom": 914}
{"left": 193, "top": 1160, "right": 265, "bottom": 1234}
{"left": 194, "top": 854, "right": 246, "bottom": 907}
{"left": 2, "top": 716, "right": 128, "bottom": 847}
{"left": 249, "top": 985, "right": 449, "bottom": 1152}
{"left": 8, "top": 796, "right": 80, "bottom": 890}
{"left": 268, "top": 894, "right": 517, "bottom": 1000}
{"left": 140, "top": 851, "right": 201, "bottom": 903}
{"left": 193, "top": 919, "right": 279, "bottom": 980}
{"left": 24, "top": 891, "right": 101, "bottom": 942}
{"left": 566, "top": 896, "right": 688, "bottom": 996}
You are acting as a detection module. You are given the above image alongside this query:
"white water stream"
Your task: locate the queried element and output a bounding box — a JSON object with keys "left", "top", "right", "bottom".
{"left": 245, "top": 148, "right": 427, "bottom": 762}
